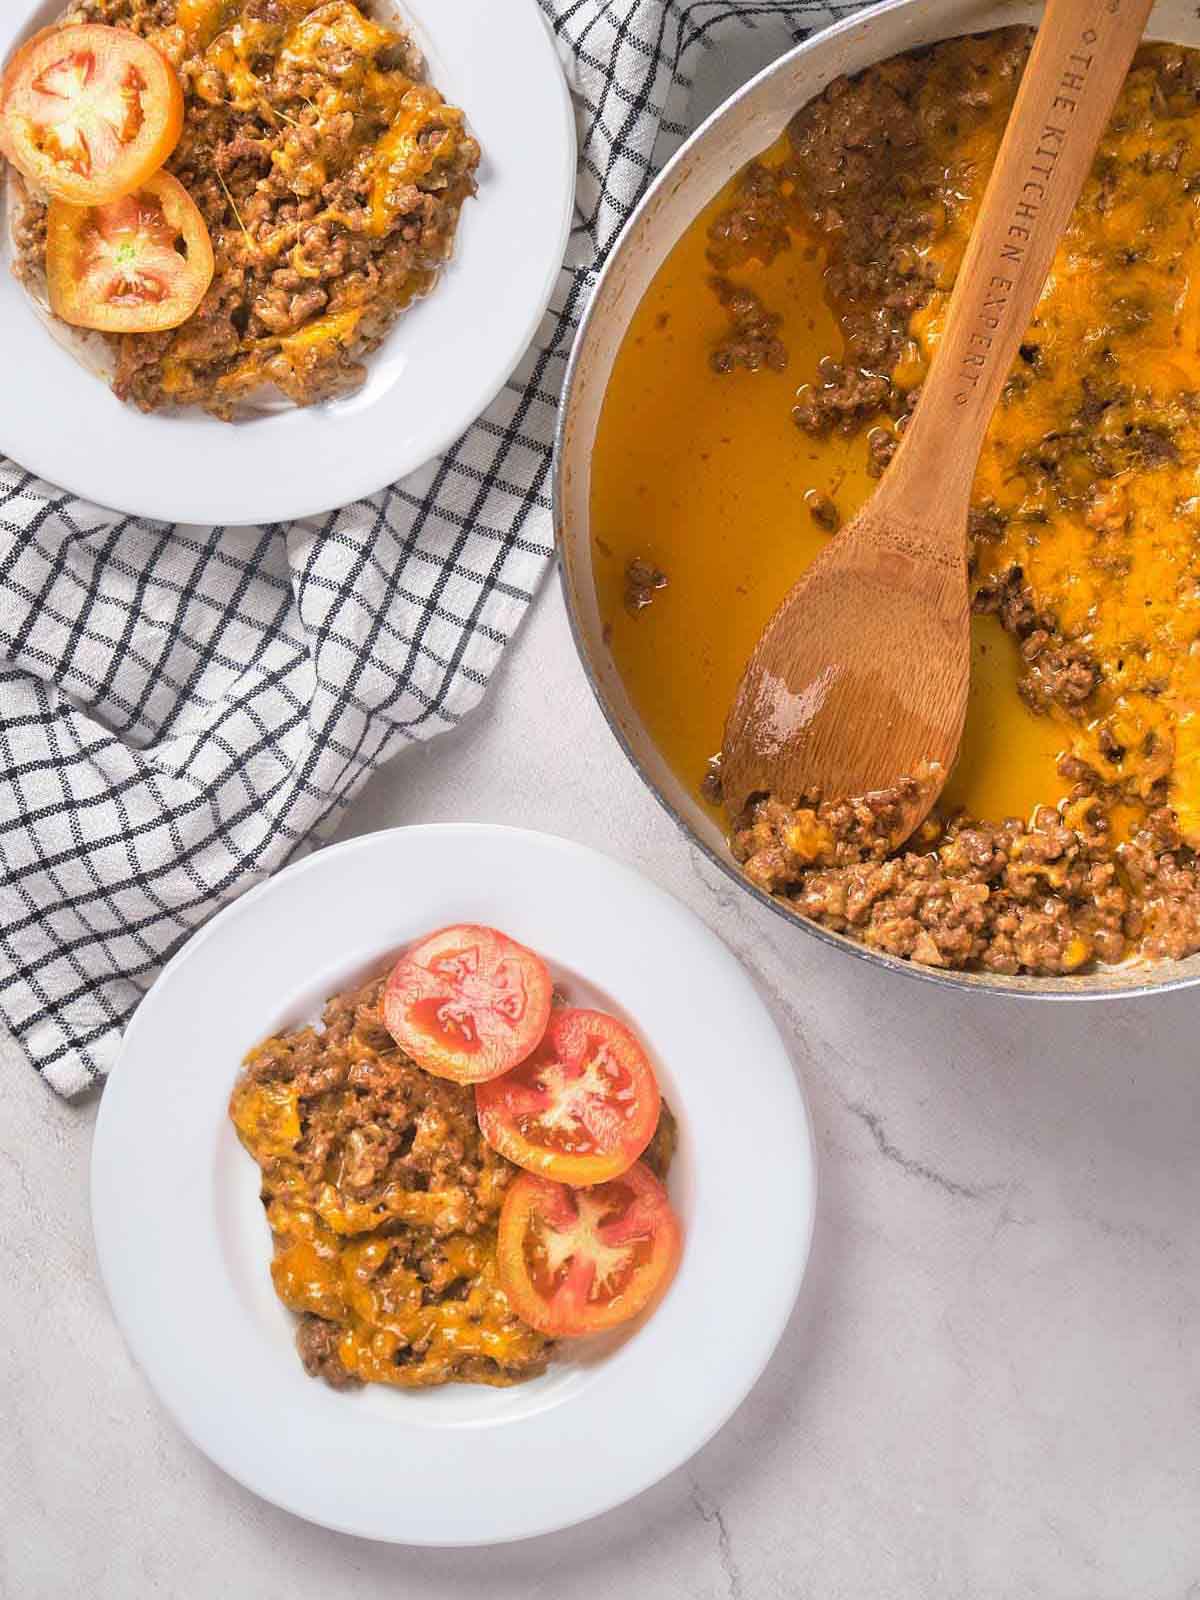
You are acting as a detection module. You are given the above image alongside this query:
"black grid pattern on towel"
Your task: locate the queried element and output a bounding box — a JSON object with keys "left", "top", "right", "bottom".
{"left": 0, "top": 0, "right": 856, "bottom": 1095}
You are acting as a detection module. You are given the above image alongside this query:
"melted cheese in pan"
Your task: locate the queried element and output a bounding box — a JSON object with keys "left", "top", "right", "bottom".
{"left": 594, "top": 36, "right": 1200, "bottom": 853}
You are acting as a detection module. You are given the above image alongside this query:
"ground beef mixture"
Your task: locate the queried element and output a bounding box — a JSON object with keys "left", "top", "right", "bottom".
{"left": 706, "top": 30, "right": 1200, "bottom": 975}
{"left": 732, "top": 792, "right": 1130, "bottom": 975}
{"left": 709, "top": 277, "right": 788, "bottom": 375}
{"left": 706, "top": 158, "right": 799, "bottom": 273}
{"left": 230, "top": 976, "right": 676, "bottom": 1391}
{"left": 8, "top": 0, "right": 479, "bottom": 417}
{"left": 230, "top": 976, "right": 548, "bottom": 1389}
{"left": 9, "top": 183, "right": 46, "bottom": 288}
{"left": 624, "top": 556, "right": 668, "bottom": 615}
{"left": 973, "top": 569, "right": 1100, "bottom": 717}
{"left": 803, "top": 490, "right": 839, "bottom": 531}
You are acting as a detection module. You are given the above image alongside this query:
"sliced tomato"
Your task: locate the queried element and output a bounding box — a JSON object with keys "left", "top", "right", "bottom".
{"left": 476, "top": 1007, "right": 661, "bottom": 1186}
{"left": 46, "top": 170, "right": 214, "bottom": 333}
{"left": 497, "top": 1163, "right": 682, "bottom": 1337}
{"left": 383, "top": 924, "right": 553, "bottom": 1084}
{"left": 1, "top": 24, "right": 183, "bottom": 205}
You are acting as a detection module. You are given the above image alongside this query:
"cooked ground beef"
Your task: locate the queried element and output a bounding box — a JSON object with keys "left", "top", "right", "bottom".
{"left": 295, "top": 1313, "right": 361, "bottom": 1390}
{"left": 701, "top": 756, "right": 724, "bottom": 806}
{"left": 796, "top": 813, "right": 1130, "bottom": 976}
{"left": 1120, "top": 811, "right": 1200, "bottom": 960}
{"left": 789, "top": 32, "right": 1030, "bottom": 381}
{"left": 230, "top": 975, "right": 551, "bottom": 1390}
{"left": 791, "top": 354, "right": 897, "bottom": 435}
{"left": 733, "top": 792, "right": 1131, "bottom": 975}
{"left": 705, "top": 159, "right": 799, "bottom": 272}
{"left": 624, "top": 557, "right": 668, "bottom": 615}
{"left": 730, "top": 738, "right": 1198, "bottom": 974}
{"left": 709, "top": 277, "right": 788, "bottom": 374}
{"left": 973, "top": 569, "right": 1101, "bottom": 715}
{"left": 8, "top": 0, "right": 479, "bottom": 417}
{"left": 732, "top": 780, "right": 928, "bottom": 878}
{"left": 804, "top": 490, "right": 839, "bottom": 531}
{"left": 8, "top": 178, "right": 46, "bottom": 288}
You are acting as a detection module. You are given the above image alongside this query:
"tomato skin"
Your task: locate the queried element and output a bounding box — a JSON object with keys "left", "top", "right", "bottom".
{"left": 497, "top": 1163, "right": 682, "bottom": 1337}
{"left": 46, "top": 169, "right": 214, "bottom": 333}
{"left": 476, "top": 1007, "right": 661, "bottom": 1186}
{"left": 383, "top": 924, "right": 554, "bottom": 1085}
{"left": 1, "top": 24, "right": 184, "bottom": 206}
{"left": 0, "top": 28, "right": 59, "bottom": 165}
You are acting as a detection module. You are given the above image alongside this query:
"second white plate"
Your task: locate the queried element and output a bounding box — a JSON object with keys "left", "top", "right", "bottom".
{"left": 91, "top": 825, "right": 816, "bottom": 1545}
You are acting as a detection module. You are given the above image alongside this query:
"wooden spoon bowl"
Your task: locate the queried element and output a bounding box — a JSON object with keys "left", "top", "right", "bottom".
{"left": 720, "top": 462, "right": 972, "bottom": 840}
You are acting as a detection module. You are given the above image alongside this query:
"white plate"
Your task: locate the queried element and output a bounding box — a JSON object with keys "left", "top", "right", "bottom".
{"left": 0, "top": 1, "right": 575, "bottom": 524}
{"left": 91, "top": 825, "right": 815, "bottom": 1545}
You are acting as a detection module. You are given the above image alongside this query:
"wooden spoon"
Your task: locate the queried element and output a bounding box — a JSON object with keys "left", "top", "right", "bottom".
{"left": 721, "top": 0, "right": 1154, "bottom": 839}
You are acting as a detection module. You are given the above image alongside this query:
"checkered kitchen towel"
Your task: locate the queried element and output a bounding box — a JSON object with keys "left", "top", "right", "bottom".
{"left": 0, "top": 0, "right": 863, "bottom": 1096}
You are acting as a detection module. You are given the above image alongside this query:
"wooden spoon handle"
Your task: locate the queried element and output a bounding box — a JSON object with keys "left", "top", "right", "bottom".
{"left": 887, "top": 0, "right": 1154, "bottom": 515}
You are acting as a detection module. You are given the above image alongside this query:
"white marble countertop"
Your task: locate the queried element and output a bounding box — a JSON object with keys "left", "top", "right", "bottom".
{"left": 4, "top": 577, "right": 1200, "bottom": 1598}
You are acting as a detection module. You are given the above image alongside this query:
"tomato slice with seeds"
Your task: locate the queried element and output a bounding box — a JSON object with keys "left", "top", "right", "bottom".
{"left": 497, "top": 1163, "right": 682, "bottom": 1337}
{"left": 46, "top": 169, "right": 215, "bottom": 333}
{"left": 383, "top": 924, "right": 554, "bottom": 1084}
{"left": 1, "top": 24, "right": 184, "bottom": 206}
{"left": 476, "top": 1007, "right": 661, "bottom": 1186}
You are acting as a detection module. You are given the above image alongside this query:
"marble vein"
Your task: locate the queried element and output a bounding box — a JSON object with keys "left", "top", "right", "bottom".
{"left": 689, "top": 1480, "right": 745, "bottom": 1600}
{"left": 841, "top": 1095, "right": 1003, "bottom": 1201}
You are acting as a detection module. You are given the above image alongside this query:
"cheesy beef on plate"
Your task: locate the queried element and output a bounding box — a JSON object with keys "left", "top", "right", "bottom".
{"left": 230, "top": 925, "right": 681, "bottom": 1393}
{"left": 593, "top": 28, "right": 1200, "bottom": 978}
{"left": 4, "top": 0, "right": 479, "bottom": 416}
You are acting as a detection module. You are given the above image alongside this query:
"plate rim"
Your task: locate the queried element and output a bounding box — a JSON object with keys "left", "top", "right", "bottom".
{"left": 90, "top": 822, "right": 817, "bottom": 1545}
{"left": 0, "top": 0, "right": 577, "bottom": 524}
